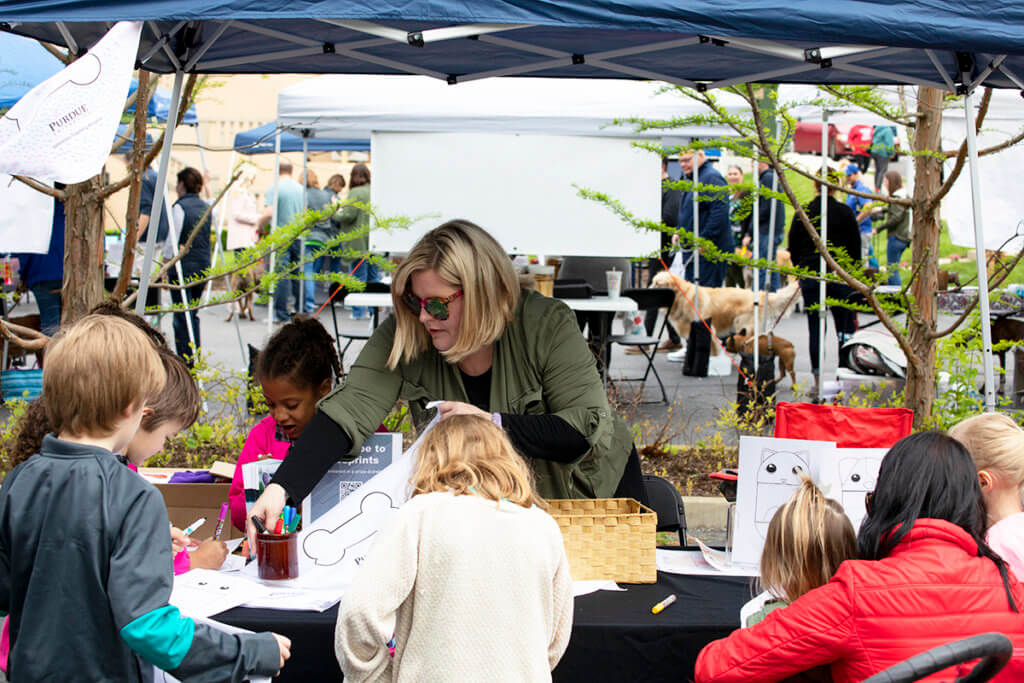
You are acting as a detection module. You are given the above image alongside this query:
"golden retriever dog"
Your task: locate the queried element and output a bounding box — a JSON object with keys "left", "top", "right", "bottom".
{"left": 651, "top": 270, "right": 801, "bottom": 342}
{"left": 724, "top": 329, "right": 797, "bottom": 386}
{"left": 224, "top": 264, "right": 263, "bottom": 322}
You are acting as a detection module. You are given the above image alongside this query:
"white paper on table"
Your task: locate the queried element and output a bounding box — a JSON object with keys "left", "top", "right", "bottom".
{"left": 154, "top": 617, "right": 270, "bottom": 683}
{"left": 170, "top": 569, "right": 272, "bottom": 619}
{"left": 657, "top": 548, "right": 759, "bottom": 577}
{"left": 241, "top": 583, "right": 346, "bottom": 612}
{"left": 295, "top": 402, "right": 442, "bottom": 586}
{"left": 733, "top": 436, "right": 837, "bottom": 567}
{"left": 572, "top": 580, "right": 626, "bottom": 597}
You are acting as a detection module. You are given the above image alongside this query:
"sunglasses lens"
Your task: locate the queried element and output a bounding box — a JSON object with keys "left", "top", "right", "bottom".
{"left": 424, "top": 299, "right": 448, "bottom": 320}
{"left": 401, "top": 292, "right": 421, "bottom": 314}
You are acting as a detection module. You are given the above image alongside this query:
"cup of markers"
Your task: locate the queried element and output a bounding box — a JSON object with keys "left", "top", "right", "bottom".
{"left": 252, "top": 506, "right": 302, "bottom": 580}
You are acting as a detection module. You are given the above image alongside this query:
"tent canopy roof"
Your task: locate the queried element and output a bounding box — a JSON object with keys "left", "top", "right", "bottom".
{"left": 233, "top": 122, "right": 369, "bottom": 154}
{"left": 2, "top": 1, "right": 1024, "bottom": 92}
{"left": 277, "top": 75, "right": 747, "bottom": 139}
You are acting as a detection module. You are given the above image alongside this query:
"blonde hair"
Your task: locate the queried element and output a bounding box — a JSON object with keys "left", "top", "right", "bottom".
{"left": 43, "top": 315, "right": 166, "bottom": 438}
{"left": 410, "top": 415, "right": 545, "bottom": 510}
{"left": 950, "top": 413, "right": 1024, "bottom": 486}
{"left": 387, "top": 220, "right": 520, "bottom": 369}
{"left": 760, "top": 476, "right": 857, "bottom": 603}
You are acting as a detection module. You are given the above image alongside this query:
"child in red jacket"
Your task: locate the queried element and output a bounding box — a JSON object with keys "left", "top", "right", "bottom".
{"left": 229, "top": 316, "right": 339, "bottom": 530}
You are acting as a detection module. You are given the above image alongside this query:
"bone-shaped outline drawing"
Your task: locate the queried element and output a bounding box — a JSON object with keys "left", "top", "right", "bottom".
{"left": 302, "top": 490, "right": 398, "bottom": 566}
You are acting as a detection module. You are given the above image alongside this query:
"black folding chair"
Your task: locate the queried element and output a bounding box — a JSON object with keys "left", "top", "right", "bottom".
{"left": 609, "top": 288, "right": 676, "bottom": 403}
{"left": 863, "top": 633, "right": 1013, "bottom": 683}
{"left": 328, "top": 280, "right": 390, "bottom": 377}
{"left": 642, "top": 474, "right": 687, "bottom": 547}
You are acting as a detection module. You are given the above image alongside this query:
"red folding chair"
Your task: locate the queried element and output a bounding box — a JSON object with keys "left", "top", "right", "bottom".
{"left": 774, "top": 401, "right": 913, "bottom": 448}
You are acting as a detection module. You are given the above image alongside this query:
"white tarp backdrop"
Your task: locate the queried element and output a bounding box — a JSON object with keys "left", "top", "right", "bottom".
{"left": 0, "top": 21, "right": 140, "bottom": 183}
{"left": 0, "top": 174, "right": 53, "bottom": 253}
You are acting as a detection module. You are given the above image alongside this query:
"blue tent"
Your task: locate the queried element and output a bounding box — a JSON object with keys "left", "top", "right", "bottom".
{"left": 1, "top": 2, "right": 1023, "bottom": 90}
{"left": 111, "top": 123, "right": 154, "bottom": 154}
{"left": 0, "top": 31, "right": 198, "bottom": 120}
{"left": 233, "top": 123, "right": 368, "bottom": 155}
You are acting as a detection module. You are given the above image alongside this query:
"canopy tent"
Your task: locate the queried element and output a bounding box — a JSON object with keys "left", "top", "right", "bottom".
{"left": 3, "top": 2, "right": 1021, "bottom": 410}
{"left": 232, "top": 122, "right": 369, "bottom": 154}
{"left": 277, "top": 74, "right": 747, "bottom": 140}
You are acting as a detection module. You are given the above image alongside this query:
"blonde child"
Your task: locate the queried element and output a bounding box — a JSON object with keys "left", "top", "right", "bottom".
{"left": 229, "top": 315, "right": 340, "bottom": 530}
{"left": 950, "top": 413, "right": 1024, "bottom": 577}
{"left": 745, "top": 476, "right": 857, "bottom": 626}
{"left": 0, "top": 315, "right": 289, "bottom": 681}
{"left": 335, "top": 415, "right": 573, "bottom": 681}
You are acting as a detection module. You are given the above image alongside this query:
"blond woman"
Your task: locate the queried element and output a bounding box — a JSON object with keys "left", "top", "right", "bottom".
{"left": 950, "top": 413, "right": 1024, "bottom": 578}
{"left": 335, "top": 415, "right": 572, "bottom": 681}
{"left": 249, "top": 219, "right": 641, "bottom": 544}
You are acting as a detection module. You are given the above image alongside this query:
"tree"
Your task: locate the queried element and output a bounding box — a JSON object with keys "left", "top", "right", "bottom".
{"left": 597, "top": 82, "right": 1024, "bottom": 427}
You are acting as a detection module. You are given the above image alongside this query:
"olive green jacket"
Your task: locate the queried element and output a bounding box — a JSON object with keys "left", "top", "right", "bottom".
{"left": 318, "top": 289, "right": 632, "bottom": 499}
{"left": 332, "top": 183, "right": 370, "bottom": 253}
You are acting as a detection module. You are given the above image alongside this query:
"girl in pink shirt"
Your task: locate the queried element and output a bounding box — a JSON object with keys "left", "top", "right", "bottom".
{"left": 229, "top": 317, "right": 339, "bottom": 531}
{"left": 951, "top": 413, "right": 1024, "bottom": 579}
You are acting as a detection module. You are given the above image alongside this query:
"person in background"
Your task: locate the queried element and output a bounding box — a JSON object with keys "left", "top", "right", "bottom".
{"left": 169, "top": 167, "right": 211, "bottom": 367}
{"left": 724, "top": 164, "right": 748, "bottom": 289}
{"left": 788, "top": 175, "right": 861, "bottom": 385}
{"left": 745, "top": 161, "right": 786, "bottom": 292}
{"left": 12, "top": 192, "right": 65, "bottom": 335}
{"left": 844, "top": 163, "right": 876, "bottom": 267}
{"left": 320, "top": 173, "right": 348, "bottom": 302}
{"left": 873, "top": 170, "right": 910, "bottom": 286}
{"left": 302, "top": 169, "right": 335, "bottom": 310}
{"left": 744, "top": 476, "right": 856, "bottom": 627}
{"left": 259, "top": 157, "right": 305, "bottom": 322}
{"left": 224, "top": 168, "right": 261, "bottom": 253}
{"left": 950, "top": 413, "right": 1024, "bottom": 580}
{"left": 335, "top": 415, "right": 573, "bottom": 681}
{"left": 334, "top": 163, "right": 375, "bottom": 319}
{"left": 869, "top": 125, "right": 896, "bottom": 191}
{"left": 696, "top": 431, "right": 1024, "bottom": 683}
{"left": 137, "top": 161, "right": 170, "bottom": 252}
{"left": 677, "top": 150, "right": 732, "bottom": 287}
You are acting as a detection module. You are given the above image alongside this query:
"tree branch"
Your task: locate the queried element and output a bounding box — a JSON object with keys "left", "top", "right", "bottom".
{"left": 11, "top": 175, "right": 65, "bottom": 200}
{"left": 932, "top": 87, "right": 993, "bottom": 206}
{"left": 930, "top": 240, "right": 1024, "bottom": 339}
{"left": 0, "top": 319, "right": 49, "bottom": 351}
{"left": 37, "top": 41, "right": 72, "bottom": 65}
{"left": 113, "top": 70, "right": 152, "bottom": 302}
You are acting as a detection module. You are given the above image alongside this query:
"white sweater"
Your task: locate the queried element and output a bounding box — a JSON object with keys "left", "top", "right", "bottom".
{"left": 335, "top": 491, "right": 574, "bottom": 682}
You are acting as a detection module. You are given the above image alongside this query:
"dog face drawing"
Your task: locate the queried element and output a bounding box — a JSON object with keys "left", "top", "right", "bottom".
{"left": 754, "top": 448, "right": 809, "bottom": 537}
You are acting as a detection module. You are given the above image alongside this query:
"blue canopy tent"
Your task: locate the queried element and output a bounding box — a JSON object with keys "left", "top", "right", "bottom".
{"left": 233, "top": 122, "right": 369, "bottom": 155}
{"left": 2, "top": 0, "right": 1022, "bottom": 407}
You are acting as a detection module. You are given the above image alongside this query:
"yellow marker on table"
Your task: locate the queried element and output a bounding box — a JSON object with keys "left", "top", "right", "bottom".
{"left": 651, "top": 594, "right": 677, "bottom": 615}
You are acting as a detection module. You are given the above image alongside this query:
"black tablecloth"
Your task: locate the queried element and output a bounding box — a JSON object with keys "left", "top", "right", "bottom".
{"left": 215, "top": 570, "right": 754, "bottom": 682}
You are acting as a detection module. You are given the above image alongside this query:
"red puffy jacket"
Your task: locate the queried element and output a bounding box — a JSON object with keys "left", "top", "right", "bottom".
{"left": 696, "top": 519, "right": 1024, "bottom": 682}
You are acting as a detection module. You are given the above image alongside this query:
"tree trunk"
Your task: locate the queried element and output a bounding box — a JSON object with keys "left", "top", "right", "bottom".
{"left": 904, "top": 86, "right": 944, "bottom": 426}
{"left": 62, "top": 175, "right": 106, "bottom": 324}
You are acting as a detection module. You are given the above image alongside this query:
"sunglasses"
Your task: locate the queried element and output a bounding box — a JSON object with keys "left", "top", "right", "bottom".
{"left": 401, "top": 290, "right": 463, "bottom": 321}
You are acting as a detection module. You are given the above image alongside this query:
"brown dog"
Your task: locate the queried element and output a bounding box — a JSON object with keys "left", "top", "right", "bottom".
{"left": 651, "top": 270, "right": 801, "bottom": 341}
{"left": 225, "top": 269, "right": 257, "bottom": 322}
{"left": 724, "top": 329, "right": 797, "bottom": 387}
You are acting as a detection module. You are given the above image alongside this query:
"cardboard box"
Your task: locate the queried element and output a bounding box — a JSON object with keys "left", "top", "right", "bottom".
{"left": 140, "top": 468, "right": 242, "bottom": 540}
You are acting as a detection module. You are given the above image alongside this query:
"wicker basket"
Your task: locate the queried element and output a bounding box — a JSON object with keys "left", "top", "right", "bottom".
{"left": 547, "top": 498, "right": 657, "bottom": 583}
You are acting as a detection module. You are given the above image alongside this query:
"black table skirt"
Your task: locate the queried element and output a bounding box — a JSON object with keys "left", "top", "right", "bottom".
{"left": 215, "top": 571, "right": 755, "bottom": 682}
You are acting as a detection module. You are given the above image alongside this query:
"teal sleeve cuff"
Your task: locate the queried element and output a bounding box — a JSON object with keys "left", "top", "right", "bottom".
{"left": 120, "top": 605, "right": 195, "bottom": 671}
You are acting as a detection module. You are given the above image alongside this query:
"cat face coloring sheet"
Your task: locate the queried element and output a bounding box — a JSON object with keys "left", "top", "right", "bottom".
{"left": 754, "top": 448, "right": 810, "bottom": 537}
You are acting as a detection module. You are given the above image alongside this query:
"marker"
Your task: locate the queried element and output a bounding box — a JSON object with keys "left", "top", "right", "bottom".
{"left": 288, "top": 513, "right": 301, "bottom": 534}
{"left": 651, "top": 594, "right": 677, "bottom": 615}
{"left": 274, "top": 517, "right": 285, "bottom": 534}
{"left": 283, "top": 506, "right": 293, "bottom": 529}
{"left": 251, "top": 515, "right": 268, "bottom": 534}
{"left": 182, "top": 517, "right": 206, "bottom": 537}
{"left": 213, "top": 503, "right": 229, "bottom": 541}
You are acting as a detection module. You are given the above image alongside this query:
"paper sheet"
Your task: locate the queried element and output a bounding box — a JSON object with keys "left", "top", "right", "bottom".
{"left": 656, "top": 548, "right": 759, "bottom": 577}
{"left": 155, "top": 617, "right": 271, "bottom": 683}
{"left": 170, "top": 569, "right": 271, "bottom": 619}
{"left": 572, "top": 580, "right": 626, "bottom": 597}
{"left": 241, "top": 584, "right": 346, "bottom": 612}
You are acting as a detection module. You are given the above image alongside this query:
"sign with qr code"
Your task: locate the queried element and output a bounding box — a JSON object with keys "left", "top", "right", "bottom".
{"left": 304, "top": 433, "right": 401, "bottom": 525}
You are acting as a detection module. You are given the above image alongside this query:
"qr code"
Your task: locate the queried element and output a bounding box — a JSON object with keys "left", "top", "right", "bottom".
{"left": 338, "top": 481, "right": 363, "bottom": 498}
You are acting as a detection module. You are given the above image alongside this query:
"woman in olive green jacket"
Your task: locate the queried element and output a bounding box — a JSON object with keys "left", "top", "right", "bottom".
{"left": 334, "top": 163, "right": 375, "bottom": 319}
{"left": 248, "top": 220, "right": 641, "bottom": 538}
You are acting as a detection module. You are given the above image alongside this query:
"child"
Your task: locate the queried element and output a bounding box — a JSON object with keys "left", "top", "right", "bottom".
{"left": 0, "top": 315, "right": 290, "bottom": 681}
{"left": 745, "top": 476, "right": 857, "bottom": 626}
{"left": 950, "top": 413, "right": 1024, "bottom": 578}
{"left": 335, "top": 414, "right": 573, "bottom": 681}
{"left": 229, "top": 315, "right": 339, "bottom": 530}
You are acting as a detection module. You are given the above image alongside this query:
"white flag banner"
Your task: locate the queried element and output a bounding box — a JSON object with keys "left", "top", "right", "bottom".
{"left": 0, "top": 21, "right": 141, "bottom": 183}
{"left": 0, "top": 175, "right": 54, "bottom": 253}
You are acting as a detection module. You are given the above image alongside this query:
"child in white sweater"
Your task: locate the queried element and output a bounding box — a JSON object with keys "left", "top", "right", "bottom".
{"left": 335, "top": 414, "right": 574, "bottom": 682}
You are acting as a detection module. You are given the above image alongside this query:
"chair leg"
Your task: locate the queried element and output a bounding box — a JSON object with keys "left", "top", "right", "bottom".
{"left": 330, "top": 302, "right": 344, "bottom": 373}
{"left": 642, "top": 347, "right": 668, "bottom": 404}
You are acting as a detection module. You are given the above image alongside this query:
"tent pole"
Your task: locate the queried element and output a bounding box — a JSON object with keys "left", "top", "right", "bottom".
{"left": 300, "top": 133, "right": 308, "bottom": 315}
{"left": 964, "top": 90, "right": 996, "bottom": 411}
{"left": 768, "top": 166, "right": 778, "bottom": 291}
{"left": 692, "top": 144, "right": 700, "bottom": 319}
{"left": 818, "top": 109, "right": 829, "bottom": 402}
{"left": 752, "top": 157, "right": 760, "bottom": 373}
{"left": 267, "top": 127, "right": 281, "bottom": 334}
{"left": 163, "top": 188, "right": 199, "bottom": 361}
{"left": 135, "top": 70, "right": 183, "bottom": 317}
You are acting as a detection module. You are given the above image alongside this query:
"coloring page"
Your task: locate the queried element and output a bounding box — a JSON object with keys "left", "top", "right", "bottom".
{"left": 169, "top": 569, "right": 271, "bottom": 619}
{"left": 732, "top": 436, "right": 836, "bottom": 567}
{"left": 825, "top": 448, "right": 887, "bottom": 532}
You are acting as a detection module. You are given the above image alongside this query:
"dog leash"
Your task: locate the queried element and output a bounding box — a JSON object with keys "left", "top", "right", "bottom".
{"left": 657, "top": 256, "right": 753, "bottom": 386}
{"left": 313, "top": 256, "right": 368, "bottom": 317}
